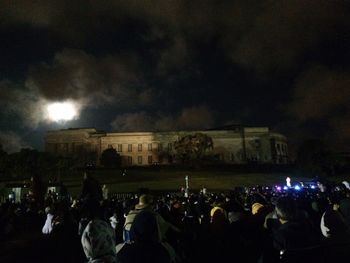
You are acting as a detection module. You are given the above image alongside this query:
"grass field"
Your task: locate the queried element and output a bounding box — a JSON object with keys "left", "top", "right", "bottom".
{"left": 61, "top": 168, "right": 312, "bottom": 196}
{"left": 2, "top": 167, "right": 349, "bottom": 197}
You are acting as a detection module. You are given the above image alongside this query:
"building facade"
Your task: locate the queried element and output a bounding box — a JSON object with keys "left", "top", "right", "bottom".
{"left": 44, "top": 126, "right": 288, "bottom": 166}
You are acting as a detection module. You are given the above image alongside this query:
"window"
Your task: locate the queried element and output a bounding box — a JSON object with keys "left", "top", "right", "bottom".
{"left": 158, "top": 143, "right": 163, "bottom": 152}
{"left": 148, "top": 155, "right": 153, "bottom": 164}
{"left": 108, "top": 144, "right": 113, "bottom": 149}
{"left": 138, "top": 156, "right": 142, "bottom": 164}
{"left": 148, "top": 143, "right": 152, "bottom": 151}
{"left": 127, "top": 156, "right": 132, "bottom": 165}
{"left": 138, "top": 144, "right": 142, "bottom": 152}
{"left": 168, "top": 143, "right": 172, "bottom": 151}
{"left": 128, "top": 144, "right": 132, "bottom": 152}
{"left": 117, "top": 144, "right": 122, "bottom": 152}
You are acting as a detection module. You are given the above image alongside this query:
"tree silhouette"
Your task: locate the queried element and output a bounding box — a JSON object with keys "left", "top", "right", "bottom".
{"left": 174, "top": 133, "right": 213, "bottom": 165}
{"left": 297, "top": 139, "right": 342, "bottom": 176}
{"left": 100, "top": 148, "right": 121, "bottom": 168}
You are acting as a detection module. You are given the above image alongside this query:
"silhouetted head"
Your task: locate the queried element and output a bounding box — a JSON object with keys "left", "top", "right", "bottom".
{"left": 275, "top": 196, "right": 297, "bottom": 223}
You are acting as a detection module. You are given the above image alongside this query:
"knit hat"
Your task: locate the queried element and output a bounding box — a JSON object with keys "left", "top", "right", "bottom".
{"left": 252, "top": 202, "right": 264, "bottom": 215}
{"left": 81, "top": 219, "right": 116, "bottom": 261}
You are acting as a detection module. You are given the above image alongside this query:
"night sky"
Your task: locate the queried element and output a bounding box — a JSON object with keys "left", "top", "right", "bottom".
{"left": 0, "top": 0, "right": 350, "bottom": 153}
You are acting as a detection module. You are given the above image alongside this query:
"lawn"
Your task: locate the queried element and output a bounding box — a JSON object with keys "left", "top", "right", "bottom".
{"left": 61, "top": 168, "right": 311, "bottom": 196}
{"left": 2, "top": 167, "right": 348, "bottom": 198}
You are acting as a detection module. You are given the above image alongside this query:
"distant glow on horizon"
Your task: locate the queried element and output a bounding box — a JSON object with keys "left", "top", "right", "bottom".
{"left": 47, "top": 101, "right": 78, "bottom": 122}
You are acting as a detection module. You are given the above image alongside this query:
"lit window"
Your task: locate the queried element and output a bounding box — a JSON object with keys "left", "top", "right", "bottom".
{"left": 118, "top": 144, "right": 122, "bottom": 152}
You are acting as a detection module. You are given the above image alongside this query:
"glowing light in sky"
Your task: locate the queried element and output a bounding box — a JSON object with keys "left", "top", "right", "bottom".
{"left": 46, "top": 101, "right": 78, "bottom": 122}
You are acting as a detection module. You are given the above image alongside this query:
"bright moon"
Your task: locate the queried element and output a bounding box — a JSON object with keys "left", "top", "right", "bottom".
{"left": 47, "top": 102, "right": 78, "bottom": 121}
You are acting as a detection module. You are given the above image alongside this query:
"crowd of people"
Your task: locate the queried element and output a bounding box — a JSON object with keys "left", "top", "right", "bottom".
{"left": 1, "top": 173, "right": 350, "bottom": 263}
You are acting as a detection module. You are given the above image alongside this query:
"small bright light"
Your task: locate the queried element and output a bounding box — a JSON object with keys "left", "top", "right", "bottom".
{"left": 283, "top": 186, "right": 288, "bottom": 190}
{"left": 47, "top": 102, "right": 77, "bottom": 121}
{"left": 294, "top": 185, "right": 301, "bottom": 191}
{"left": 310, "top": 185, "right": 316, "bottom": 189}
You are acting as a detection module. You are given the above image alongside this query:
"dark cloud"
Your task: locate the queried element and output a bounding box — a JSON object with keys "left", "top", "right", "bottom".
{"left": 27, "top": 49, "right": 147, "bottom": 107}
{"left": 0, "top": 131, "right": 30, "bottom": 153}
{"left": 110, "top": 112, "right": 154, "bottom": 132}
{"left": 287, "top": 65, "right": 350, "bottom": 146}
{"left": 229, "top": 0, "right": 350, "bottom": 73}
{"left": 156, "top": 35, "right": 189, "bottom": 75}
{"left": 0, "top": 80, "right": 44, "bottom": 128}
{"left": 110, "top": 105, "right": 215, "bottom": 132}
{"left": 0, "top": 1, "right": 59, "bottom": 27}
{"left": 289, "top": 66, "right": 350, "bottom": 120}
{"left": 3, "top": 1, "right": 348, "bottom": 74}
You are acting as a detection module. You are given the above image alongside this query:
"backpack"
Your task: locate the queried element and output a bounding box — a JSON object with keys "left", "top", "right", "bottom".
{"left": 123, "top": 209, "right": 140, "bottom": 242}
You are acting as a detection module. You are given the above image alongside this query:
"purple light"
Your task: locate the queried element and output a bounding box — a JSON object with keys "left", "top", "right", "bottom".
{"left": 276, "top": 186, "right": 282, "bottom": 191}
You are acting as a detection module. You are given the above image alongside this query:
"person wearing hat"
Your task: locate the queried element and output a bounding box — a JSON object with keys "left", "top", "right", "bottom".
{"left": 117, "top": 210, "right": 172, "bottom": 263}
{"left": 123, "top": 194, "right": 179, "bottom": 243}
{"left": 123, "top": 194, "right": 154, "bottom": 242}
{"left": 119, "top": 195, "right": 179, "bottom": 262}
{"left": 251, "top": 202, "right": 264, "bottom": 215}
